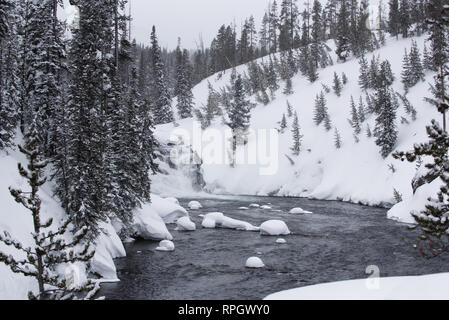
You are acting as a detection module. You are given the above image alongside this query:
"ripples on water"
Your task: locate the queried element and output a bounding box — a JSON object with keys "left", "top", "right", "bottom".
{"left": 100, "top": 196, "right": 449, "bottom": 300}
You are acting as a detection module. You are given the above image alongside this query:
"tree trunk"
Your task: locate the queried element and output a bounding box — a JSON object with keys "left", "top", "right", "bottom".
{"left": 114, "top": 0, "right": 119, "bottom": 68}
{"left": 442, "top": 65, "right": 447, "bottom": 132}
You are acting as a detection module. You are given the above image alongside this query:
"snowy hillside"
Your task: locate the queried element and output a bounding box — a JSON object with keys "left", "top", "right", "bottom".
{"left": 155, "top": 34, "right": 439, "bottom": 208}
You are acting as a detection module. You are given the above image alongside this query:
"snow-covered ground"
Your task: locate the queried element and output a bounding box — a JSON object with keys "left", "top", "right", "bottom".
{"left": 265, "top": 273, "right": 449, "bottom": 300}
{"left": 388, "top": 178, "right": 444, "bottom": 224}
{"left": 154, "top": 35, "right": 440, "bottom": 209}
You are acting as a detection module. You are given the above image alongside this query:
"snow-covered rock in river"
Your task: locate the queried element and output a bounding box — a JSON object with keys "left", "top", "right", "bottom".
{"left": 276, "top": 238, "right": 287, "bottom": 244}
{"left": 246, "top": 257, "right": 265, "bottom": 268}
{"left": 260, "top": 220, "right": 291, "bottom": 236}
{"left": 151, "top": 194, "right": 188, "bottom": 224}
{"left": 249, "top": 204, "right": 260, "bottom": 208}
{"left": 387, "top": 178, "right": 444, "bottom": 224}
{"left": 133, "top": 203, "right": 173, "bottom": 241}
{"left": 188, "top": 201, "right": 203, "bottom": 210}
{"left": 261, "top": 205, "right": 272, "bottom": 210}
{"left": 201, "top": 212, "right": 259, "bottom": 231}
{"left": 91, "top": 221, "right": 126, "bottom": 280}
{"left": 289, "top": 207, "right": 313, "bottom": 214}
{"left": 239, "top": 207, "right": 249, "bottom": 210}
{"left": 175, "top": 216, "right": 196, "bottom": 231}
{"left": 202, "top": 216, "right": 217, "bottom": 228}
{"left": 156, "top": 240, "right": 175, "bottom": 252}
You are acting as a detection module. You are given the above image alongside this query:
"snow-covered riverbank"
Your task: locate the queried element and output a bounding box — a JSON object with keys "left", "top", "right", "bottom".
{"left": 0, "top": 144, "right": 187, "bottom": 299}
{"left": 265, "top": 273, "right": 449, "bottom": 300}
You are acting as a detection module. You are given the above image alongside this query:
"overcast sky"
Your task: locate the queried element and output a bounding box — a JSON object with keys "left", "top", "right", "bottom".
{"left": 129, "top": 0, "right": 272, "bottom": 50}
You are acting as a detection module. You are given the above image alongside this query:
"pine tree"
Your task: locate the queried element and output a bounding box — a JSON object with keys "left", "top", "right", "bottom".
{"left": 300, "top": 15, "right": 310, "bottom": 47}
{"left": 334, "top": 127, "right": 342, "bottom": 149}
{"left": 286, "top": 100, "right": 294, "bottom": 117}
{"left": 332, "top": 72, "right": 342, "bottom": 96}
{"left": 227, "top": 74, "right": 251, "bottom": 162}
{"left": 366, "top": 124, "right": 373, "bottom": 138}
{"left": 313, "top": 91, "right": 328, "bottom": 126}
{"left": 393, "top": 120, "right": 449, "bottom": 257}
{"left": 427, "top": 0, "right": 447, "bottom": 71}
{"left": 283, "top": 77, "right": 294, "bottom": 95}
{"left": 268, "top": 0, "right": 279, "bottom": 53}
{"left": 266, "top": 55, "right": 280, "bottom": 97}
{"left": 291, "top": 111, "right": 303, "bottom": 155}
{"left": 310, "top": 0, "right": 324, "bottom": 68}
{"left": 424, "top": 0, "right": 448, "bottom": 131}
{"left": 358, "top": 55, "right": 370, "bottom": 90}
{"left": 280, "top": 113, "right": 288, "bottom": 133}
{"left": 399, "top": 0, "right": 411, "bottom": 38}
{"left": 374, "top": 84, "right": 399, "bottom": 158}
{"left": 0, "top": 0, "right": 13, "bottom": 40}
{"left": 307, "top": 60, "right": 319, "bottom": 83}
{"left": 321, "top": 82, "right": 331, "bottom": 94}
{"left": 342, "top": 72, "right": 348, "bottom": 85}
{"left": 378, "top": 60, "right": 395, "bottom": 88}
{"left": 0, "top": 0, "right": 18, "bottom": 149}
{"left": 369, "top": 55, "right": 380, "bottom": 89}
{"left": 324, "top": 111, "right": 332, "bottom": 131}
{"left": 63, "top": 0, "right": 118, "bottom": 234}
{"left": 0, "top": 123, "right": 100, "bottom": 300}
{"left": 423, "top": 43, "right": 433, "bottom": 71}
{"left": 26, "top": 0, "right": 66, "bottom": 156}
{"left": 349, "top": 96, "right": 361, "bottom": 137}
{"left": 150, "top": 26, "right": 173, "bottom": 124}
{"left": 247, "top": 61, "right": 264, "bottom": 93}
{"left": 287, "top": 49, "right": 298, "bottom": 76}
{"left": 335, "top": 0, "right": 351, "bottom": 62}
{"left": 109, "top": 57, "right": 154, "bottom": 231}
{"left": 260, "top": 12, "right": 269, "bottom": 56}
{"left": 174, "top": 38, "right": 184, "bottom": 97}
{"left": 239, "top": 19, "right": 250, "bottom": 64}
{"left": 247, "top": 16, "right": 258, "bottom": 62}
{"left": 259, "top": 88, "right": 270, "bottom": 106}
{"left": 358, "top": 96, "right": 366, "bottom": 123}
{"left": 298, "top": 44, "right": 309, "bottom": 76}
{"left": 196, "top": 82, "right": 222, "bottom": 129}
{"left": 357, "top": 0, "right": 375, "bottom": 55}
{"left": 348, "top": 0, "right": 361, "bottom": 56}
{"left": 409, "top": 40, "right": 425, "bottom": 86}
{"left": 401, "top": 48, "right": 412, "bottom": 92}
{"left": 279, "top": 0, "right": 299, "bottom": 51}
{"left": 176, "top": 46, "right": 194, "bottom": 119}
{"left": 397, "top": 92, "right": 418, "bottom": 121}
{"left": 388, "top": 0, "right": 401, "bottom": 38}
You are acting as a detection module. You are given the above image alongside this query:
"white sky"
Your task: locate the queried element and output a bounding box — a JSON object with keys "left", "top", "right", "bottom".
{"left": 61, "top": 0, "right": 382, "bottom": 50}
{"left": 128, "top": 0, "right": 272, "bottom": 49}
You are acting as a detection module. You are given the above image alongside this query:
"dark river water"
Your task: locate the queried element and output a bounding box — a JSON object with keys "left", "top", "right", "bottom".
{"left": 100, "top": 196, "right": 449, "bottom": 300}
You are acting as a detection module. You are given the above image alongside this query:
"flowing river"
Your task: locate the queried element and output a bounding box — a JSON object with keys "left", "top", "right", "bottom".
{"left": 100, "top": 196, "right": 449, "bottom": 300}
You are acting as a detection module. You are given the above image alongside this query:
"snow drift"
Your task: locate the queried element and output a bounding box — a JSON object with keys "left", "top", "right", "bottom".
{"left": 265, "top": 273, "right": 449, "bottom": 300}
{"left": 387, "top": 178, "right": 444, "bottom": 224}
